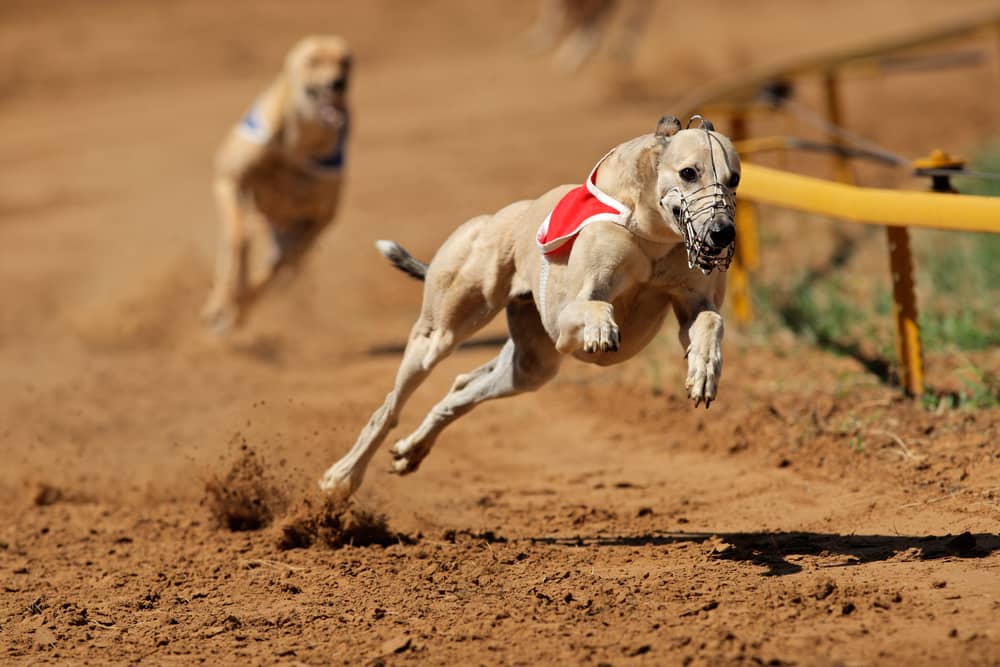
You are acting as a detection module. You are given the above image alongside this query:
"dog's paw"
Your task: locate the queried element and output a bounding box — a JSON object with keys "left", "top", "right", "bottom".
{"left": 318, "top": 462, "right": 359, "bottom": 499}
{"left": 556, "top": 301, "right": 620, "bottom": 354}
{"left": 200, "top": 297, "right": 239, "bottom": 336}
{"left": 389, "top": 438, "right": 426, "bottom": 476}
{"left": 684, "top": 340, "right": 722, "bottom": 409}
{"left": 582, "top": 316, "right": 620, "bottom": 354}
{"left": 578, "top": 302, "right": 620, "bottom": 354}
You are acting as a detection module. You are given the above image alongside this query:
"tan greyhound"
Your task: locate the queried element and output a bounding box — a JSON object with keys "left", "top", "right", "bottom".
{"left": 321, "top": 116, "right": 740, "bottom": 498}
{"left": 202, "top": 36, "right": 352, "bottom": 334}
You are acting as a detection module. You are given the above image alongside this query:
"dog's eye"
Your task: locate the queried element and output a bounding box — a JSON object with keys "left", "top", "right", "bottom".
{"left": 728, "top": 172, "right": 740, "bottom": 188}
{"left": 679, "top": 167, "right": 698, "bottom": 183}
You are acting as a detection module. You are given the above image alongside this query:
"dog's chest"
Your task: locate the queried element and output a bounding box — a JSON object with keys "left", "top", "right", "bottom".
{"left": 589, "top": 287, "right": 674, "bottom": 365}
{"left": 245, "top": 156, "right": 343, "bottom": 225}
{"left": 610, "top": 284, "right": 673, "bottom": 351}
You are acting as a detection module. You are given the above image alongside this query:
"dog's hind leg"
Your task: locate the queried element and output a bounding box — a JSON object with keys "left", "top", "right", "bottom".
{"left": 553, "top": 0, "right": 616, "bottom": 71}
{"left": 389, "top": 296, "right": 562, "bottom": 475}
{"left": 321, "top": 216, "right": 515, "bottom": 497}
{"left": 239, "top": 220, "right": 326, "bottom": 311}
{"left": 318, "top": 323, "right": 456, "bottom": 497}
{"left": 202, "top": 178, "right": 251, "bottom": 333}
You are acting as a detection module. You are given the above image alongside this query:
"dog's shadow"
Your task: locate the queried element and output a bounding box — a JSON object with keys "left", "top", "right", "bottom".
{"left": 228, "top": 334, "right": 285, "bottom": 365}
{"left": 528, "top": 530, "right": 999, "bottom": 576}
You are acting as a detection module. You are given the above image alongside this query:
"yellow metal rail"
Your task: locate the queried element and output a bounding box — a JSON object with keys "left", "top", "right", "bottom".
{"left": 676, "top": 9, "right": 1000, "bottom": 396}
{"left": 734, "top": 163, "right": 1000, "bottom": 396}
{"left": 739, "top": 163, "right": 1000, "bottom": 233}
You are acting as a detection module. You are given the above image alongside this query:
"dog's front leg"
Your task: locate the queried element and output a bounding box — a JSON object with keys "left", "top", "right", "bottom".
{"left": 553, "top": 253, "right": 623, "bottom": 354}
{"left": 674, "top": 298, "right": 723, "bottom": 408}
{"left": 555, "top": 297, "right": 620, "bottom": 354}
{"left": 202, "top": 176, "right": 249, "bottom": 333}
{"left": 552, "top": 228, "right": 647, "bottom": 355}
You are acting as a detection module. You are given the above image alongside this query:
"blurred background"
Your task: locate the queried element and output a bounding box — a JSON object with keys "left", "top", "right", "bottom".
{"left": 1, "top": 0, "right": 998, "bottom": 496}
{"left": 2, "top": 2, "right": 999, "bottom": 663}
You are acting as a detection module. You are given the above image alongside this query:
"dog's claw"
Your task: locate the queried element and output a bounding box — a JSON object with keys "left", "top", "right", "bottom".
{"left": 684, "top": 338, "right": 721, "bottom": 410}
{"left": 582, "top": 319, "right": 620, "bottom": 354}
{"left": 608, "top": 328, "right": 621, "bottom": 352}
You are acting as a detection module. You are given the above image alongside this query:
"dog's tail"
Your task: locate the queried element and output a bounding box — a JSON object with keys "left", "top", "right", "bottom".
{"left": 375, "top": 240, "right": 427, "bottom": 281}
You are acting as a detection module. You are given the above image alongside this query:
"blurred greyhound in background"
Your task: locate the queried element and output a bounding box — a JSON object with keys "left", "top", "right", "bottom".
{"left": 525, "top": 0, "right": 654, "bottom": 71}
{"left": 202, "top": 36, "right": 352, "bottom": 335}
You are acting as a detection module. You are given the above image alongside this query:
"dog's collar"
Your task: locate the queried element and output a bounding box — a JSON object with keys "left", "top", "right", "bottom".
{"left": 536, "top": 149, "right": 632, "bottom": 256}
{"left": 311, "top": 111, "right": 349, "bottom": 170}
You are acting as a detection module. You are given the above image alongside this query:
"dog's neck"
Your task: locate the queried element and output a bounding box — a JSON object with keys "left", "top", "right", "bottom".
{"left": 593, "top": 134, "right": 683, "bottom": 258}
{"left": 286, "top": 106, "right": 338, "bottom": 143}
{"left": 277, "top": 103, "right": 348, "bottom": 171}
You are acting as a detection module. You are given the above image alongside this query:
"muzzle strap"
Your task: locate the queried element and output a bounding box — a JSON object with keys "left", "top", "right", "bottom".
{"left": 670, "top": 182, "right": 735, "bottom": 274}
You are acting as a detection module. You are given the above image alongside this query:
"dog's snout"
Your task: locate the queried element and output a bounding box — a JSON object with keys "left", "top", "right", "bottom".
{"left": 709, "top": 221, "right": 735, "bottom": 247}
{"left": 330, "top": 77, "right": 347, "bottom": 93}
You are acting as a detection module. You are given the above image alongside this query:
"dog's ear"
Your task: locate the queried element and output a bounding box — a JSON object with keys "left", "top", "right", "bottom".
{"left": 686, "top": 115, "right": 715, "bottom": 131}
{"left": 655, "top": 116, "right": 681, "bottom": 139}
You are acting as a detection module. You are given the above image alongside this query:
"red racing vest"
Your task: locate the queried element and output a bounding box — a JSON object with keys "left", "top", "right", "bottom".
{"left": 536, "top": 150, "right": 632, "bottom": 257}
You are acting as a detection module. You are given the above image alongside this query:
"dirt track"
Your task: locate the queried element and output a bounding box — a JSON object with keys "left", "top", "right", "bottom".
{"left": 2, "top": 1, "right": 1000, "bottom": 665}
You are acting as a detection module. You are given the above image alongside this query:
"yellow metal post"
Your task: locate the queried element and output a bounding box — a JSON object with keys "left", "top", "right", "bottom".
{"left": 992, "top": 22, "right": 1000, "bottom": 134}
{"left": 735, "top": 198, "right": 760, "bottom": 272}
{"left": 729, "top": 199, "right": 756, "bottom": 325}
{"left": 822, "top": 70, "right": 855, "bottom": 185}
{"left": 886, "top": 226, "right": 924, "bottom": 395}
{"left": 728, "top": 112, "right": 756, "bottom": 324}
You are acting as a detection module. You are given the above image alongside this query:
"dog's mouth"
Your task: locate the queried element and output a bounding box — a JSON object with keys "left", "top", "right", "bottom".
{"left": 316, "top": 101, "right": 346, "bottom": 127}
{"left": 305, "top": 85, "right": 348, "bottom": 127}
{"left": 667, "top": 184, "right": 736, "bottom": 275}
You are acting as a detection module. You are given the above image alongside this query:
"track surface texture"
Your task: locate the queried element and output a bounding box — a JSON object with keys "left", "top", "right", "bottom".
{"left": 2, "top": 1, "right": 999, "bottom": 665}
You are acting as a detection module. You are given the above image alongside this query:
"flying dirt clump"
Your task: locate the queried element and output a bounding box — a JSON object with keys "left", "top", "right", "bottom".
{"left": 277, "top": 495, "right": 414, "bottom": 550}
{"left": 32, "top": 482, "right": 63, "bottom": 506}
{"left": 204, "top": 443, "right": 286, "bottom": 531}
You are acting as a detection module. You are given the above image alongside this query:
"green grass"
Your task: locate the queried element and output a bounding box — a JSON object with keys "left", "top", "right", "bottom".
{"left": 919, "top": 362, "right": 1000, "bottom": 411}
{"left": 746, "top": 141, "right": 1000, "bottom": 403}
{"left": 760, "top": 232, "right": 1000, "bottom": 355}
{"left": 956, "top": 140, "right": 1000, "bottom": 198}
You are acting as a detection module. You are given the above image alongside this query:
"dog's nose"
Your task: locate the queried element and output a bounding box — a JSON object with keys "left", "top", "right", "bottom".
{"left": 329, "top": 77, "right": 347, "bottom": 93}
{"left": 709, "top": 221, "right": 735, "bottom": 247}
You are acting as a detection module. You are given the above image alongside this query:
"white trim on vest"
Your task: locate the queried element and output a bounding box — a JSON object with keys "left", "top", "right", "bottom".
{"left": 536, "top": 149, "right": 632, "bottom": 255}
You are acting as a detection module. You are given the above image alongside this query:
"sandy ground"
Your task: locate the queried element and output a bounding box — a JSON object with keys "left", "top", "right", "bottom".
{"left": 2, "top": 1, "right": 999, "bottom": 664}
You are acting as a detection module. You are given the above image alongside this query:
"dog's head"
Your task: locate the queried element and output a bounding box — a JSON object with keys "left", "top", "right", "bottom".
{"left": 652, "top": 116, "right": 741, "bottom": 273}
{"left": 284, "top": 35, "right": 352, "bottom": 127}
